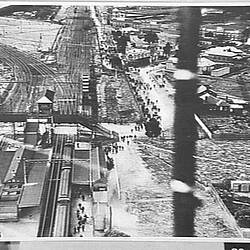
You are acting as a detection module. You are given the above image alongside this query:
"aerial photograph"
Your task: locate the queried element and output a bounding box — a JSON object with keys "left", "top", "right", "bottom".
{"left": 0, "top": 4, "right": 249, "bottom": 240}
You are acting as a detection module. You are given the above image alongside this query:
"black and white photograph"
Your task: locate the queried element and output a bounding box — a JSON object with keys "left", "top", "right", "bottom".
{"left": 0, "top": 2, "right": 250, "bottom": 249}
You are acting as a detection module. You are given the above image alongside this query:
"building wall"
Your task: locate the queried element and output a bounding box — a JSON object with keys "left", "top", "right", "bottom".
{"left": 205, "top": 54, "right": 235, "bottom": 63}
{"left": 201, "top": 27, "right": 243, "bottom": 41}
{"left": 211, "top": 66, "right": 230, "bottom": 77}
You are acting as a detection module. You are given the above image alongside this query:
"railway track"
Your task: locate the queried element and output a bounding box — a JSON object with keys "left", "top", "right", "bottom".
{"left": 38, "top": 134, "right": 65, "bottom": 237}
{"left": 0, "top": 44, "right": 32, "bottom": 112}
{"left": 0, "top": 7, "right": 118, "bottom": 238}
{"left": 1, "top": 6, "right": 98, "bottom": 116}
{"left": 0, "top": 44, "right": 77, "bottom": 114}
{"left": 53, "top": 141, "right": 73, "bottom": 237}
{"left": 56, "top": 6, "right": 97, "bottom": 115}
{"left": 0, "top": 135, "right": 9, "bottom": 151}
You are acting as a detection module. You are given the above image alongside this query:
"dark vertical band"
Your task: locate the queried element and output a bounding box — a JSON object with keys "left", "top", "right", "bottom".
{"left": 172, "top": 7, "right": 201, "bottom": 237}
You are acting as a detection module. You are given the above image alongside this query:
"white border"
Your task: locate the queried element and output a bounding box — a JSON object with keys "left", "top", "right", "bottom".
{"left": 0, "top": 1, "right": 250, "bottom": 6}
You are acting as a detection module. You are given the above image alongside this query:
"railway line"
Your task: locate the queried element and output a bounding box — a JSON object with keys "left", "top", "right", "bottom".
{"left": 0, "top": 45, "right": 32, "bottom": 112}
{"left": 0, "top": 6, "right": 117, "bottom": 237}
{"left": 0, "top": 6, "right": 98, "bottom": 116}
{"left": 38, "top": 134, "right": 67, "bottom": 237}
{"left": 56, "top": 6, "right": 97, "bottom": 116}
{"left": 0, "top": 44, "right": 77, "bottom": 114}
{"left": 53, "top": 141, "right": 73, "bottom": 237}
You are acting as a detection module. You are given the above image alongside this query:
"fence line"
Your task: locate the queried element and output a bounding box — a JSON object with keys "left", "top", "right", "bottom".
{"left": 208, "top": 184, "right": 244, "bottom": 237}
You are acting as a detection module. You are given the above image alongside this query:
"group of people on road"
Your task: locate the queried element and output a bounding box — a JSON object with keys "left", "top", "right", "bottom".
{"left": 129, "top": 70, "right": 165, "bottom": 129}
{"left": 73, "top": 198, "right": 90, "bottom": 237}
{"left": 120, "top": 134, "right": 136, "bottom": 146}
{"left": 141, "top": 90, "right": 162, "bottom": 123}
{"left": 104, "top": 143, "right": 124, "bottom": 155}
{"left": 134, "top": 123, "right": 144, "bottom": 132}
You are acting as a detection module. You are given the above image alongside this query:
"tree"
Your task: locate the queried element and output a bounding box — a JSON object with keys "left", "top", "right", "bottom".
{"left": 145, "top": 118, "right": 162, "bottom": 137}
{"left": 204, "top": 31, "right": 214, "bottom": 37}
{"left": 242, "top": 27, "right": 250, "bottom": 42}
{"left": 117, "top": 35, "right": 128, "bottom": 54}
{"left": 112, "top": 30, "right": 122, "bottom": 42}
{"left": 110, "top": 55, "right": 122, "bottom": 69}
{"left": 144, "top": 31, "right": 159, "bottom": 44}
{"left": 235, "top": 208, "right": 250, "bottom": 228}
{"left": 163, "top": 42, "right": 171, "bottom": 57}
{"left": 216, "top": 34, "right": 227, "bottom": 42}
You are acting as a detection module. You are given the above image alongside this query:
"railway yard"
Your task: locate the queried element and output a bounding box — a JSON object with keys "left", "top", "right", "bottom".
{"left": 0, "top": 5, "right": 249, "bottom": 239}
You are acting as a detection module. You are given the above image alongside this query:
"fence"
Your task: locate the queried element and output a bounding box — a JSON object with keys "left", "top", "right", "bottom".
{"left": 194, "top": 114, "right": 213, "bottom": 139}
{"left": 208, "top": 184, "right": 244, "bottom": 237}
{"left": 213, "top": 133, "right": 250, "bottom": 140}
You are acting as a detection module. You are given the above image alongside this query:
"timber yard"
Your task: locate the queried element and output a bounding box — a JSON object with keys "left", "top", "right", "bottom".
{"left": 0, "top": 5, "right": 249, "bottom": 238}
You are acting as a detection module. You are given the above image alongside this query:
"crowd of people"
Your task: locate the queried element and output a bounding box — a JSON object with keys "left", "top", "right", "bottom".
{"left": 129, "top": 70, "right": 165, "bottom": 131}
{"left": 72, "top": 195, "right": 90, "bottom": 237}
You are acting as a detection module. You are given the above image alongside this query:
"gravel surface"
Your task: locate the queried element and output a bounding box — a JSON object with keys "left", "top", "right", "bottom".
{"left": 199, "top": 76, "right": 250, "bottom": 102}
{"left": 0, "top": 17, "right": 60, "bottom": 53}
{"left": 110, "top": 135, "right": 240, "bottom": 237}
{"left": 98, "top": 73, "right": 141, "bottom": 123}
{"left": 201, "top": 115, "right": 250, "bottom": 135}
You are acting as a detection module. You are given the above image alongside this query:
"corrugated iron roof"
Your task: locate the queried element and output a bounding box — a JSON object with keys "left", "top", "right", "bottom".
{"left": 18, "top": 183, "right": 41, "bottom": 208}
{"left": 18, "top": 163, "right": 47, "bottom": 208}
{"left": 4, "top": 147, "right": 24, "bottom": 183}
{"left": 72, "top": 160, "right": 90, "bottom": 184}
{"left": 0, "top": 151, "right": 15, "bottom": 183}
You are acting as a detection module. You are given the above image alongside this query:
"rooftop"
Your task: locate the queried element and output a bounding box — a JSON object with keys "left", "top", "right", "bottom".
{"left": 198, "top": 57, "right": 218, "bottom": 67}
{"left": 72, "top": 150, "right": 90, "bottom": 184}
{"left": 205, "top": 47, "right": 240, "bottom": 57}
{"left": 4, "top": 147, "right": 24, "bottom": 183}
{"left": 18, "top": 150, "right": 49, "bottom": 208}
{"left": 202, "top": 23, "right": 246, "bottom": 31}
{"left": 0, "top": 151, "right": 15, "bottom": 183}
{"left": 36, "top": 96, "right": 53, "bottom": 104}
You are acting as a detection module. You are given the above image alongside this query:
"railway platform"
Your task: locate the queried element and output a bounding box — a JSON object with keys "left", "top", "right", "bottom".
{"left": 70, "top": 186, "right": 93, "bottom": 237}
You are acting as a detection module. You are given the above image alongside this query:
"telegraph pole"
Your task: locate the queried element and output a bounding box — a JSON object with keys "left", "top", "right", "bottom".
{"left": 171, "top": 7, "right": 201, "bottom": 237}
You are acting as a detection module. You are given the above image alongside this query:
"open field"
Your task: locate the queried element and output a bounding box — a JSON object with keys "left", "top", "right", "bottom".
{"left": 0, "top": 17, "right": 60, "bottom": 53}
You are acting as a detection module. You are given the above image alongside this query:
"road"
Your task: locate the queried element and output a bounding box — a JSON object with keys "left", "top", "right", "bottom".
{"left": 139, "top": 66, "right": 175, "bottom": 132}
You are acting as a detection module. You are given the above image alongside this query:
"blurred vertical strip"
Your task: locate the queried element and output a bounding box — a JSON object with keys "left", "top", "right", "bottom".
{"left": 173, "top": 7, "right": 201, "bottom": 237}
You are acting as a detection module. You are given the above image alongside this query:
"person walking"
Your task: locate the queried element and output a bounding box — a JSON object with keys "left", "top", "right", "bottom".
{"left": 81, "top": 206, "right": 85, "bottom": 213}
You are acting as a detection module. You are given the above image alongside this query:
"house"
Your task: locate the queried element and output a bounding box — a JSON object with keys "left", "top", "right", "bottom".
{"left": 37, "top": 96, "right": 53, "bottom": 116}
{"left": 211, "top": 67, "right": 230, "bottom": 77}
{"left": 229, "top": 104, "right": 244, "bottom": 114}
{"left": 231, "top": 180, "right": 250, "bottom": 193}
{"left": 111, "top": 8, "right": 125, "bottom": 20}
{"left": 126, "top": 48, "right": 150, "bottom": 62}
{"left": 165, "top": 56, "right": 227, "bottom": 76}
{"left": 197, "top": 57, "right": 218, "bottom": 74}
{"left": 121, "top": 27, "right": 139, "bottom": 34}
{"left": 200, "top": 93, "right": 230, "bottom": 112}
{"left": 203, "top": 46, "right": 246, "bottom": 63}
{"left": 201, "top": 24, "right": 244, "bottom": 41}
{"left": 158, "top": 32, "right": 179, "bottom": 46}
{"left": 129, "top": 35, "right": 148, "bottom": 49}
{"left": 198, "top": 85, "right": 249, "bottom": 114}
